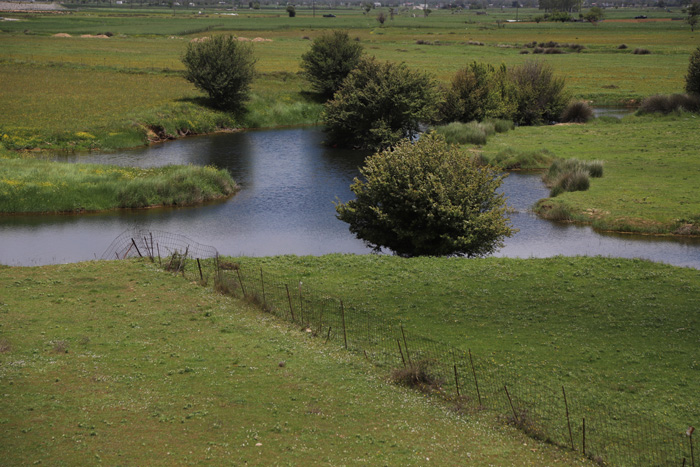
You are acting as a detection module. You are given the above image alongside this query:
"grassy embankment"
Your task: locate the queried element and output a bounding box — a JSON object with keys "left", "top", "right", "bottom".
{"left": 0, "top": 8, "right": 698, "bottom": 223}
{"left": 233, "top": 254, "right": 700, "bottom": 433}
{"left": 0, "top": 259, "right": 592, "bottom": 466}
{"left": 0, "top": 158, "right": 237, "bottom": 213}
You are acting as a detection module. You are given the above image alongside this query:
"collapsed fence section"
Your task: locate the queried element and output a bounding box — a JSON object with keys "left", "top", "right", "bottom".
{"left": 104, "top": 230, "right": 697, "bottom": 466}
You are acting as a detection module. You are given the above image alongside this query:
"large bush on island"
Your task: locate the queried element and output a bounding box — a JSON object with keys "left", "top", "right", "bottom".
{"left": 323, "top": 57, "right": 441, "bottom": 150}
{"left": 509, "top": 60, "right": 569, "bottom": 125}
{"left": 182, "top": 35, "right": 256, "bottom": 111}
{"left": 300, "top": 30, "right": 364, "bottom": 100}
{"left": 335, "top": 132, "right": 515, "bottom": 257}
{"left": 686, "top": 46, "right": 700, "bottom": 96}
{"left": 440, "top": 61, "right": 517, "bottom": 124}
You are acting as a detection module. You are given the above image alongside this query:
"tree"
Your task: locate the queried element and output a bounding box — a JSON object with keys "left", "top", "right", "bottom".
{"left": 583, "top": 6, "right": 603, "bottom": 22}
{"left": 300, "top": 30, "right": 364, "bottom": 100}
{"left": 377, "top": 10, "right": 387, "bottom": 24}
{"left": 323, "top": 57, "right": 441, "bottom": 150}
{"left": 335, "top": 132, "right": 515, "bottom": 257}
{"left": 440, "top": 61, "right": 516, "bottom": 123}
{"left": 686, "top": 46, "right": 700, "bottom": 95}
{"left": 286, "top": 4, "right": 296, "bottom": 16}
{"left": 688, "top": 1, "right": 700, "bottom": 32}
{"left": 509, "top": 60, "right": 569, "bottom": 125}
{"left": 181, "top": 35, "right": 256, "bottom": 111}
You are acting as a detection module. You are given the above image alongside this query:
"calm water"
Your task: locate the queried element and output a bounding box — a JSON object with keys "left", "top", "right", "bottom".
{"left": 1, "top": 127, "right": 699, "bottom": 268}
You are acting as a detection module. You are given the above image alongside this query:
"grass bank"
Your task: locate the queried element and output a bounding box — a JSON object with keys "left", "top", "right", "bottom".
{"left": 0, "top": 259, "right": 590, "bottom": 465}
{"left": 0, "top": 157, "right": 237, "bottom": 213}
{"left": 234, "top": 254, "right": 700, "bottom": 433}
{"left": 480, "top": 113, "right": 700, "bottom": 235}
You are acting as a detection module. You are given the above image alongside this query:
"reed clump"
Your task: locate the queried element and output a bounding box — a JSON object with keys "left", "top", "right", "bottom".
{"left": 544, "top": 158, "right": 604, "bottom": 197}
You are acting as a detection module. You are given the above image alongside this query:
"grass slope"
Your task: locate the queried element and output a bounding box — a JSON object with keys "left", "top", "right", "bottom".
{"left": 0, "top": 260, "right": 590, "bottom": 465}
{"left": 233, "top": 254, "right": 700, "bottom": 431}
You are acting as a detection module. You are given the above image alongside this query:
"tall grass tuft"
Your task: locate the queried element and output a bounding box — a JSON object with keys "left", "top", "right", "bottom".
{"left": 433, "top": 120, "right": 505, "bottom": 146}
{"left": 560, "top": 100, "right": 594, "bottom": 123}
{"left": 544, "top": 158, "right": 603, "bottom": 197}
{"left": 484, "top": 118, "right": 515, "bottom": 133}
{"left": 487, "top": 147, "right": 555, "bottom": 170}
{"left": 637, "top": 94, "right": 700, "bottom": 114}
{"left": 116, "top": 166, "right": 238, "bottom": 208}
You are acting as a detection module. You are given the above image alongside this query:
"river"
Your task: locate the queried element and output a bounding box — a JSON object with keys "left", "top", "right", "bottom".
{"left": 1, "top": 127, "right": 699, "bottom": 268}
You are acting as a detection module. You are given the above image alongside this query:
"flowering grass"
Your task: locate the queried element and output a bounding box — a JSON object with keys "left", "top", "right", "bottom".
{"left": 0, "top": 158, "right": 237, "bottom": 213}
{"left": 0, "top": 259, "right": 591, "bottom": 465}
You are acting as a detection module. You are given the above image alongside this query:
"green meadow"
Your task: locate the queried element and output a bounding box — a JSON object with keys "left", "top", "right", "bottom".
{"left": 232, "top": 254, "right": 700, "bottom": 433}
{"left": 0, "top": 260, "right": 592, "bottom": 466}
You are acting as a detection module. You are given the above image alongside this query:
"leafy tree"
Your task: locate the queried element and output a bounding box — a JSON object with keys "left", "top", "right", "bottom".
{"left": 688, "top": 1, "right": 700, "bottom": 32}
{"left": 323, "top": 57, "right": 441, "bottom": 150}
{"left": 300, "top": 30, "right": 364, "bottom": 100}
{"left": 377, "top": 10, "right": 387, "bottom": 24}
{"left": 286, "top": 4, "right": 296, "bottom": 17}
{"left": 181, "top": 35, "right": 256, "bottom": 111}
{"left": 686, "top": 46, "right": 700, "bottom": 95}
{"left": 584, "top": 6, "right": 604, "bottom": 22}
{"left": 440, "top": 61, "right": 516, "bottom": 123}
{"left": 509, "top": 60, "right": 569, "bottom": 125}
{"left": 335, "top": 132, "right": 515, "bottom": 257}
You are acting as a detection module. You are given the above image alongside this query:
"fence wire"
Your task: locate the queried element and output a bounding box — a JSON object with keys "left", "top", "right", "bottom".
{"left": 106, "top": 230, "right": 697, "bottom": 467}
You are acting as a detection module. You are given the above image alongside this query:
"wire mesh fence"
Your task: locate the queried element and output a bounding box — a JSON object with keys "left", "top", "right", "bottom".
{"left": 105, "top": 229, "right": 698, "bottom": 467}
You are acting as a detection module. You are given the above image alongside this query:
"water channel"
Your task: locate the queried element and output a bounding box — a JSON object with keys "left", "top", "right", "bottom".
{"left": 1, "top": 126, "right": 699, "bottom": 268}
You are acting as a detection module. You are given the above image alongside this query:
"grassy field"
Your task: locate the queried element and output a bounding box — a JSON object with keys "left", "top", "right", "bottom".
{"left": 478, "top": 113, "right": 700, "bottom": 234}
{"left": 0, "top": 259, "right": 592, "bottom": 465}
{"left": 232, "top": 254, "right": 700, "bottom": 434}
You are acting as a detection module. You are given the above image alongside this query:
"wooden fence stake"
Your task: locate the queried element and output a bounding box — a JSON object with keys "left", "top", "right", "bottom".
{"left": 453, "top": 364, "right": 461, "bottom": 397}
{"left": 156, "top": 243, "right": 161, "bottom": 266}
{"left": 340, "top": 300, "right": 348, "bottom": 350}
{"left": 563, "top": 385, "right": 574, "bottom": 451}
{"left": 469, "top": 349, "right": 482, "bottom": 406}
{"left": 504, "top": 385, "right": 518, "bottom": 424}
{"left": 325, "top": 326, "right": 332, "bottom": 344}
{"left": 130, "top": 238, "right": 143, "bottom": 257}
{"left": 197, "top": 258, "right": 203, "bottom": 282}
{"left": 285, "top": 284, "right": 295, "bottom": 322}
{"left": 688, "top": 426, "right": 695, "bottom": 467}
{"left": 400, "top": 325, "right": 411, "bottom": 366}
{"left": 236, "top": 268, "right": 246, "bottom": 297}
{"left": 397, "top": 339, "right": 406, "bottom": 367}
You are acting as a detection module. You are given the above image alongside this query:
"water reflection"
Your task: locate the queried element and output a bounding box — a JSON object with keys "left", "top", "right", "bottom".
{"left": 2, "top": 127, "right": 699, "bottom": 268}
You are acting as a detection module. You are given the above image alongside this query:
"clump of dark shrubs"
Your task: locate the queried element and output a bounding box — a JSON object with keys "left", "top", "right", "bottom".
{"left": 560, "top": 100, "right": 594, "bottom": 123}
{"left": 520, "top": 49, "right": 530, "bottom": 54}
{"left": 391, "top": 361, "right": 443, "bottom": 394}
{"left": 617, "top": 44, "right": 628, "bottom": 49}
{"left": 633, "top": 47, "right": 651, "bottom": 55}
{"left": 638, "top": 94, "right": 700, "bottom": 114}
